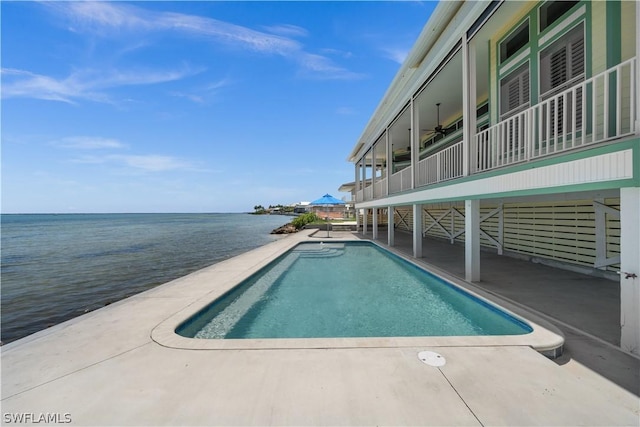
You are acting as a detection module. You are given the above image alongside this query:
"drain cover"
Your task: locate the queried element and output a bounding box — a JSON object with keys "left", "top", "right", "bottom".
{"left": 418, "top": 351, "right": 446, "bottom": 367}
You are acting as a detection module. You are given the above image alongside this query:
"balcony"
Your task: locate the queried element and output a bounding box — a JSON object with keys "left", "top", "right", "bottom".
{"left": 475, "top": 58, "right": 635, "bottom": 173}
{"left": 357, "top": 58, "right": 636, "bottom": 203}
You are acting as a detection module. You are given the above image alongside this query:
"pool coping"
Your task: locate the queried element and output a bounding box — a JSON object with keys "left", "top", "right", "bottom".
{"left": 151, "top": 231, "right": 565, "bottom": 356}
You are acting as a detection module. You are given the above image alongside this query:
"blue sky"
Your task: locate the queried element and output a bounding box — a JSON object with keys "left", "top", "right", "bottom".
{"left": 2, "top": 1, "right": 434, "bottom": 213}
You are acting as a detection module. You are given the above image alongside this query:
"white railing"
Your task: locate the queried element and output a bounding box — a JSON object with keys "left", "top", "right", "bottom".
{"left": 374, "top": 177, "right": 388, "bottom": 198}
{"left": 364, "top": 184, "right": 373, "bottom": 201}
{"left": 355, "top": 189, "right": 364, "bottom": 202}
{"left": 417, "top": 141, "right": 464, "bottom": 187}
{"left": 389, "top": 167, "right": 413, "bottom": 194}
{"left": 475, "top": 57, "right": 636, "bottom": 173}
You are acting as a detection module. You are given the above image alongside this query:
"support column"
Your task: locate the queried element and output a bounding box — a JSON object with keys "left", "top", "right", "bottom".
{"left": 410, "top": 97, "right": 417, "bottom": 189}
{"left": 462, "top": 33, "right": 477, "bottom": 176}
{"left": 620, "top": 187, "right": 640, "bottom": 355}
{"left": 356, "top": 208, "right": 361, "bottom": 230}
{"left": 413, "top": 204, "right": 423, "bottom": 258}
{"left": 636, "top": 0, "right": 640, "bottom": 134}
{"left": 386, "top": 130, "right": 391, "bottom": 196}
{"left": 388, "top": 206, "right": 395, "bottom": 246}
{"left": 465, "top": 199, "right": 480, "bottom": 282}
{"left": 362, "top": 208, "right": 368, "bottom": 235}
{"left": 372, "top": 208, "right": 378, "bottom": 240}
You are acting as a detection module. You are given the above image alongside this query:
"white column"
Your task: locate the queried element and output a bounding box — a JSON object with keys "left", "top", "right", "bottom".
{"left": 362, "top": 208, "right": 368, "bottom": 235}
{"left": 371, "top": 144, "right": 376, "bottom": 199}
{"left": 372, "top": 208, "right": 378, "bottom": 240}
{"left": 356, "top": 208, "right": 361, "bottom": 229}
{"left": 413, "top": 204, "right": 423, "bottom": 258}
{"left": 620, "top": 187, "right": 640, "bottom": 355}
{"left": 465, "top": 199, "right": 480, "bottom": 281}
{"left": 388, "top": 206, "right": 395, "bottom": 246}
{"left": 410, "top": 97, "right": 417, "bottom": 189}
{"left": 355, "top": 160, "right": 360, "bottom": 202}
{"left": 636, "top": 1, "right": 640, "bottom": 134}
{"left": 386, "top": 130, "right": 391, "bottom": 196}
{"left": 462, "top": 33, "right": 477, "bottom": 176}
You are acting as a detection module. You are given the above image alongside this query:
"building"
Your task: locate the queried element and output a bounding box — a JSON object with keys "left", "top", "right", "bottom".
{"left": 294, "top": 202, "right": 311, "bottom": 215}
{"left": 346, "top": 1, "right": 639, "bottom": 354}
{"left": 309, "top": 194, "right": 348, "bottom": 220}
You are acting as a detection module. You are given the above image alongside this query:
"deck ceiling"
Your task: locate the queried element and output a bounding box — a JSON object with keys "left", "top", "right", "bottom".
{"left": 360, "top": 1, "right": 528, "bottom": 161}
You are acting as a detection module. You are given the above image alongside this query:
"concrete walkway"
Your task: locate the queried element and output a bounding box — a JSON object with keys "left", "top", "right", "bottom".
{"left": 364, "top": 227, "right": 639, "bottom": 396}
{"left": 2, "top": 230, "right": 639, "bottom": 426}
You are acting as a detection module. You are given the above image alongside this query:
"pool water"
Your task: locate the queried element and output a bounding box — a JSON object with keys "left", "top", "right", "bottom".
{"left": 177, "top": 242, "right": 532, "bottom": 339}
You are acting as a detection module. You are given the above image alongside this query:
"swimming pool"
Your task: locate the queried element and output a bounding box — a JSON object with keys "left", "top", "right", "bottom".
{"left": 176, "top": 241, "right": 533, "bottom": 340}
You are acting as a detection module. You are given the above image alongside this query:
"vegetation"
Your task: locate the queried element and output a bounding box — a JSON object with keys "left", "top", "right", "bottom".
{"left": 252, "top": 204, "right": 295, "bottom": 215}
{"left": 291, "top": 212, "right": 319, "bottom": 229}
{"left": 252, "top": 205, "right": 266, "bottom": 214}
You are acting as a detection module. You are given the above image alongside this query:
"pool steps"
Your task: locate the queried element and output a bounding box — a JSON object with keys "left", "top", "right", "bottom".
{"left": 193, "top": 244, "right": 346, "bottom": 338}
{"left": 194, "top": 252, "right": 301, "bottom": 338}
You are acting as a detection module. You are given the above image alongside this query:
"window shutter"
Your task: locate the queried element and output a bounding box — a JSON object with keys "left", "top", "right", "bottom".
{"left": 569, "top": 36, "right": 584, "bottom": 78}
{"left": 500, "top": 63, "right": 530, "bottom": 119}
{"left": 508, "top": 79, "right": 521, "bottom": 111}
{"left": 550, "top": 49, "right": 567, "bottom": 88}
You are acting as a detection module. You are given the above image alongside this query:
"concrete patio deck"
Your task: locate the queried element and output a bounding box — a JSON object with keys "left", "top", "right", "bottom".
{"left": 1, "top": 229, "right": 638, "bottom": 426}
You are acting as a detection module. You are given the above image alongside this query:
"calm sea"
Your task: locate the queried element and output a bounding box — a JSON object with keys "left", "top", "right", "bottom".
{"left": 0, "top": 213, "right": 290, "bottom": 344}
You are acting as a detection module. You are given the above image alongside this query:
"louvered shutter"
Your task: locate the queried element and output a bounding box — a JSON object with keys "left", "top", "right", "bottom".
{"left": 500, "top": 63, "right": 530, "bottom": 119}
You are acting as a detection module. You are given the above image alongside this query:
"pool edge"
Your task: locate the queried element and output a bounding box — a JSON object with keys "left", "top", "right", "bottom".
{"left": 151, "top": 233, "right": 565, "bottom": 357}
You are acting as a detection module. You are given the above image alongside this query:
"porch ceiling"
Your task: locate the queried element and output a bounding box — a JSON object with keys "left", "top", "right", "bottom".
{"left": 353, "top": 0, "right": 531, "bottom": 162}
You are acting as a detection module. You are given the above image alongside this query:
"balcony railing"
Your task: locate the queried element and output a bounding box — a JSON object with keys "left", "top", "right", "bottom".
{"left": 417, "top": 141, "right": 464, "bottom": 187}
{"left": 374, "top": 177, "right": 388, "bottom": 198}
{"left": 364, "top": 184, "right": 374, "bottom": 201}
{"left": 390, "top": 167, "right": 412, "bottom": 194}
{"left": 356, "top": 58, "right": 636, "bottom": 203}
{"left": 475, "top": 57, "right": 636, "bottom": 173}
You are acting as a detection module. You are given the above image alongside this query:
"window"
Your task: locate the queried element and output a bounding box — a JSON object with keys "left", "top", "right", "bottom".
{"left": 500, "top": 62, "right": 530, "bottom": 119}
{"left": 500, "top": 20, "right": 529, "bottom": 63}
{"left": 539, "top": 1, "right": 579, "bottom": 32}
{"left": 540, "top": 23, "right": 584, "bottom": 97}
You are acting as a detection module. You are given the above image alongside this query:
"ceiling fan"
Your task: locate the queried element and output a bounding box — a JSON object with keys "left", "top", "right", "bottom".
{"left": 421, "top": 103, "right": 448, "bottom": 136}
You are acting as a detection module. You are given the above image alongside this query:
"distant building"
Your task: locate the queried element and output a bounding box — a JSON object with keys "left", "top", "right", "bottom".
{"left": 294, "top": 202, "right": 311, "bottom": 214}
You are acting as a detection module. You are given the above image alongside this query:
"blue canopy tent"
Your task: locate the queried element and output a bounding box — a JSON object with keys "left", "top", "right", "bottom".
{"left": 309, "top": 194, "right": 346, "bottom": 220}
{"left": 310, "top": 194, "right": 345, "bottom": 205}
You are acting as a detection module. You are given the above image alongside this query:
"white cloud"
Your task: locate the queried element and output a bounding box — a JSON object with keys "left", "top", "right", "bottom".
{"left": 170, "top": 78, "right": 233, "bottom": 104}
{"left": 52, "top": 136, "right": 127, "bottom": 150}
{"left": 1, "top": 66, "right": 200, "bottom": 104}
{"left": 297, "top": 53, "right": 365, "bottom": 80}
{"left": 49, "top": 2, "right": 300, "bottom": 56}
{"left": 71, "top": 153, "right": 200, "bottom": 173}
{"left": 380, "top": 46, "right": 410, "bottom": 65}
{"left": 112, "top": 154, "right": 194, "bottom": 172}
{"left": 263, "top": 24, "right": 309, "bottom": 38}
{"left": 321, "top": 48, "right": 353, "bottom": 59}
{"left": 46, "top": 2, "right": 359, "bottom": 80}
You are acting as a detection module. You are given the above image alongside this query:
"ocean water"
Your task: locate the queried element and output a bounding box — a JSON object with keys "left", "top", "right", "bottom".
{"left": 0, "top": 213, "right": 290, "bottom": 344}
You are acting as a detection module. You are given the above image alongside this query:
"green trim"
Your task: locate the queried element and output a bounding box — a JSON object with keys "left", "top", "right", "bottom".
{"left": 360, "top": 177, "right": 636, "bottom": 209}
{"left": 584, "top": 0, "right": 591, "bottom": 79}
{"left": 405, "top": 179, "right": 635, "bottom": 206}
{"left": 497, "top": 16, "right": 530, "bottom": 64}
{"left": 359, "top": 138, "right": 639, "bottom": 208}
{"left": 537, "top": 1, "right": 585, "bottom": 38}
{"left": 438, "top": 138, "right": 638, "bottom": 186}
{"left": 606, "top": 1, "right": 621, "bottom": 68}
{"left": 606, "top": 1, "right": 621, "bottom": 138}
{"left": 530, "top": 8, "right": 539, "bottom": 105}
